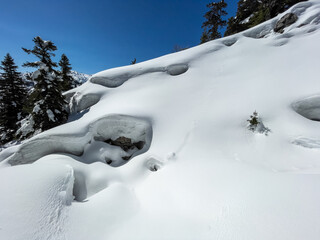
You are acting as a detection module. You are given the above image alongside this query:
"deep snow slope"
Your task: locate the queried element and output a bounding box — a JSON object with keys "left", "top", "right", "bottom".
{"left": 1, "top": 1, "right": 320, "bottom": 239}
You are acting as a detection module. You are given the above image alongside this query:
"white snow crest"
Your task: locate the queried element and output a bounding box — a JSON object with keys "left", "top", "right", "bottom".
{"left": 47, "top": 109, "right": 56, "bottom": 122}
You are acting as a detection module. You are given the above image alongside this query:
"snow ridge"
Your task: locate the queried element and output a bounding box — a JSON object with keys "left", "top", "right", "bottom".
{"left": 1, "top": 1, "right": 320, "bottom": 240}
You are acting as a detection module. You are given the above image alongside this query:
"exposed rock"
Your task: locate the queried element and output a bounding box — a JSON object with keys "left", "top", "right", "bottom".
{"left": 121, "top": 155, "right": 132, "bottom": 161}
{"left": 105, "top": 136, "right": 145, "bottom": 152}
{"left": 274, "top": 13, "right": 298, "bottom": 33}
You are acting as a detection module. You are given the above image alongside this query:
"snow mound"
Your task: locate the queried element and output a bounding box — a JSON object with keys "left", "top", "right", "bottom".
{"left": 90, "top": 63, "right": 189, "bottom": 88}
{"left": 292, "top": 95, "right": 320, "bottom": 121}
{"left": 1, "top": 115, "right": 152, "bottom": 166}
{"left": 166, "top": 64, "right": 189, "bottom": 76}
{"left": 69, "top": 92, "right": 101, "bottom": 113}
{"left": 221, "top": 37, "right": 238, "bottom": 46}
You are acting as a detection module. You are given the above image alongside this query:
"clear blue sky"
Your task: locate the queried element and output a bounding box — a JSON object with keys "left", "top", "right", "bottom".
{"left": 0, "top": 0, "right": 238, "bottom": 75}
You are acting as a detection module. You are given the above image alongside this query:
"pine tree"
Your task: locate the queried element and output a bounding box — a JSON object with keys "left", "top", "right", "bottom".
{"left": 59, "top": 54, "right": 76, "bottom": 91}
{"left": 21, "top": 36, "right": 68, "bottom": 135}
{"left": 0, "top": 54, "right": 27, "bottom": 144}
{"left": 201, "top": 0, "right": 228, "bottom": 42}
{"left": 200, "top": 29, "right": 210, "bottom": 44}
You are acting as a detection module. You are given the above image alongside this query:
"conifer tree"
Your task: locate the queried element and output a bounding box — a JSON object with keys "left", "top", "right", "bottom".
{"left": 59, "top": 54, "right": 76, "bottom": 91}
{"left": 200, "top": 29, "right": 210, "bottom": 44}
{"left": 0, "top": 54, "right": 27, "bottom": 143}
{"left": 201, "top": 0, "right": 228, "bottom": 42}
{"left": 21, "top": 36, "right": 68, "bottom": 135}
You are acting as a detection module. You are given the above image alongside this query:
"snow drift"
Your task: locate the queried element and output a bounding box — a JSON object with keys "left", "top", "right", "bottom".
{"left": 1, "top": 1, "right": 320, "bottom": 240}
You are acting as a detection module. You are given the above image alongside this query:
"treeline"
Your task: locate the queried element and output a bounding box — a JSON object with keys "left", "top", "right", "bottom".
{"left": 0, "top": 36, "right": 77, "bottom": 145}
{"left": 201, "top": 0, "right": 307, "bottom": 43}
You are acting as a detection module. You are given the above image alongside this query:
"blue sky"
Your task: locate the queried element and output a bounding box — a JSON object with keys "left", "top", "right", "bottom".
{"left": 0, "top": 0, "right": 238, "bottom": 75}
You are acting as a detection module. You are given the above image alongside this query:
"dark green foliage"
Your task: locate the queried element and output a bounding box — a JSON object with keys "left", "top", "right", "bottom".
{"left": 200, "top": 29, "right": 210, "bottom": 44}
{"left": 224, "top": 0, "right": 307, "bottom": 37}
{"left": 131, "top": 58, "right": 137, "bottom": 65}
{"left": 201, "top": 0, "right": 228, "bottom": 43}
{"left": 0, "top": 54, "right": 27, "bottom": 144}
{"left": 59, "top": 54, "right": 76, "bottom": 91}
{"left": 247, "top": 111, "right": 271, "bottom": 135}
{"left": 22, "top": 36, "right": 68, "bottom": 135}
{"left": 247, "top": 111, "right": 259, "bottom": 132}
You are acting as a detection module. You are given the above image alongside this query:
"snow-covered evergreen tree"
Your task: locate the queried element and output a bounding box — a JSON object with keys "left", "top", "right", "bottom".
{"left": 59, "top": 54, "right": 76, "bottom": 91}
{"left": 20, "top": 36, "right": 68, "bottom": 137}
{"left": 0, "top": 54, "right": 27, "bottom": 144}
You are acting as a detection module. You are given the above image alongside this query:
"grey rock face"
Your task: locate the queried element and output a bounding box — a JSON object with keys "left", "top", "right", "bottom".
{"left": 274, "top": 13, "right": 298, "bottom": 33}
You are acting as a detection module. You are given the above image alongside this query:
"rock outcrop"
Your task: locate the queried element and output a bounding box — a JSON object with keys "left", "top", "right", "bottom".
{"left": 274, "top": 13, "right": 298, "bottom": 33}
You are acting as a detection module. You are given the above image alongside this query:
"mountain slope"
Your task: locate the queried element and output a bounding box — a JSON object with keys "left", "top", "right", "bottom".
{"left": 1, "top": 1, "right": 320, "bottom": 239}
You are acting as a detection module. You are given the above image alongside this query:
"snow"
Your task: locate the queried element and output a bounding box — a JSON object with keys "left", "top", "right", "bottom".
{"left": 47, "top": 109, "right": 56, "bottom": 122}
{"left": 16, "top": 115, "right": 35, "bottom": 138}
{"left": 292, "top": 94, "right": 320, "bottom": 121}
{"left": 1, "top": 1, "right": 320, "bottom": 239}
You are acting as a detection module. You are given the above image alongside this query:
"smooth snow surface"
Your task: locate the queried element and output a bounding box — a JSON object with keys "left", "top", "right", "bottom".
{"left": 1, "top": 1, "right": 320, "bottom": 239}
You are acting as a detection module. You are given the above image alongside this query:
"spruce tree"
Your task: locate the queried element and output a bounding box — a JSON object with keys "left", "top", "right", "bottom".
{"left": 201, "top": 0, "right": 228, "bottom": 42}
{"left": 22, "top": 36, "right": 68, "bottom": 135}
{"left": 59, "top": 54, "right": 76, "bottom": 91}
{"left": 0, "top": 54, "right": 27, "bottom": 144}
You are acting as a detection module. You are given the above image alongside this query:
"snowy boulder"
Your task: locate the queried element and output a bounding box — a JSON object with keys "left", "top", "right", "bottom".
{"left": 69, "top": 92, "right": 100, "bottom": 113}
{"left": 222, "top": 37, "right": 238, "bottom": 47}
{"left": 274, "top": 13, "right": 298, "bottom": 33}
{"left": 292, "top": 95, "right": 320, "bottom": 121}
{"left": 91, "top": 115, "right": 152, "bottom": 166}
{"left": 5, "top": 134, "right": 89, "bottom": 166}
{"left": 1, "top": 114, "right": 152, "bottom": 167}
{"left": 166, "top": 64, "right": 189, "bottom": 76}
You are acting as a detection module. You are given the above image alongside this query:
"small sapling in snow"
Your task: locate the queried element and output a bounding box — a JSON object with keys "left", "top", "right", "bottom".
{"left": 247, "top": 111, "right": 271, "bottom": 135}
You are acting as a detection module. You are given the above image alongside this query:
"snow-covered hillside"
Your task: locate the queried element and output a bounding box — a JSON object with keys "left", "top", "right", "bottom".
{"left": 1, "top": 1, "right": 320, "bottom": 239}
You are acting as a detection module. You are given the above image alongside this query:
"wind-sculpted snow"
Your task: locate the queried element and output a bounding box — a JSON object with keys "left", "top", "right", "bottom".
{"left": 0, "top": 163, "right": 74, "bottom": 240}
{"left": 69, "top": 92, "right": 101, "bottom": 113}
{"left": 292, "top": 95, "right": 320, "bottom": 121}
{"left": 90, "top": 63, "right": 189, "bottom": 88}
{"left": 222, "top": 37, "right": 238, "bottom": 47}
{"left": 292, "top": 137, "right": 320, "bottom": 149}
{"left": 4, "top": 134, "right": 89, "bottom": 166}
{"left": 1, "top": 1, "right": 320, "bottom": 240}
{"left": 1, "top": 115, "right": 152, "bottom": 167}
{"left": 166, "top": 64, "right": 189, "bottom": 76}
{"left": 243, "top": 19, "right": 277, "bottom": 39}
